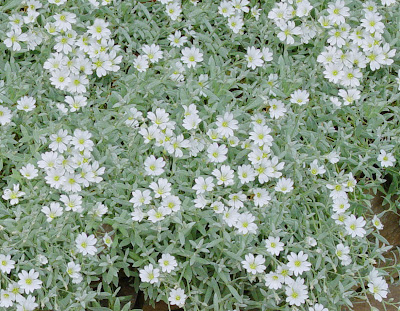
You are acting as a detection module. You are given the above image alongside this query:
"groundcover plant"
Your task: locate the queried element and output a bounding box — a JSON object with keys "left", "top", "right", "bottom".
{"left": 0, "top": 0, "right": 400, "bottom": 310}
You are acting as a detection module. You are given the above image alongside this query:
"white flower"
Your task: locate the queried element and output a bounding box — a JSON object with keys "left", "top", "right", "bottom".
{"left": 332, "top": 197, "right": 350, "bottom": 214}
{"left": 222, "top": 207, "right": 240, "bottom": 227}
{"left": 16, "top": 295, "right": 38, "bottom": 311}
{"left": 261, "top": 47, "right": 273, "bottom": 62}
{"left": 327, "top": 0, "right": 350, "bottom": 25}
{"left": 37, "top": 254, "right": 48, "bottom": 265}
{"left": 4, "top": 28, "right": 28, "bottom": 51}
{"left": 2, "top": 184, "right": 25, "bottom": 205}
{"left": 377, "top": 149, "right": 396, "bottom": 167}
{"left": 235, "top": 212, "right": 257, "bottom": 234}
{"left": 324, "top": 63, "right": 344, "bottom": 84}
{"left": 92, "top": 53, "right": 113, "bottom": 77}
{"left": 211, "top": 201, "right": 225, "bottom": 214}
{"left": 287, "top": 251, "right": 311, "bottom": 276}
{"left": 227, "top": 192, "right": 246, "bottom": 209}
{"left": 139, "top": 264, "right": 160, "bottom": 284}
{"left": 275, "top": 177, "right": 294, "bottom": 193}
{"left": 228, "top": 15, "right": 244, "bottom": 34}
{"left": 232, "top": 0, "right": 249, "bottom": 13}
{"left": 326, "top": 183, "right": 348, "bottom": 200}
{"left": 344, "top": 214, "right": 366, "bottom": 238}
{"left": 305, "top": 236, "right": 317, "bottom": 247}
{"left": 9, "top": 13, "right": 24, "bottom": 30}
{"left": 165, "top": 2, "right": 182, "bottom": 20}
{"left": 87, "top": 18, "right": 111, "bottom": 40}
{"left": 149, "top": 178, "right": 172, "bottom": 199}
{"left": 212, "top": 165, "right": 235, "bottom": 187}
{"left": 372, "top": 215, "right": 383, "bottom": 230}
{"left": 0, "top": 254, "right": 15, "bottom": 274}
{"left": 290, "top": 89, "right": 309, "bottom": 106}
{"left": 103, "top": 233, "right": 112, "bottom": 247}
{"left": 237, "top": 164, "right": 256, "bottom": 184}
{"left": 133, "top": 55, "right": 149, "bottom": 72}
{"left": 207, "top": 143, "right": 228, "bottom": 163}
{"left": 253, "top": 188, "right": 271, "bottom": 207}
{"left": 144, "top": 155, "right": 165, "bottom": 176}
{"left": 218, "top": 1, "right": 235, "bottom": 17}
{"left": 18, "top": 269, "right": 42, "bottom": 294}
{"left": 50, "top": 69, "right": 71, "bottom": 90}
{"left": 71, "top": 129, "right": 94, "bottom": 151}
{"left": 41, "top": 202, "right": 63, "bottom": 222}
{"left": 193, "top": 194, "right": 208, "bottom": 209}
{"left": 215, "top": 112, "right": 238, "bottom": 138}
{"left": 344, "top": 173, "right": 357, "bottom": 191}
{"left": 158, "top": 254, "right": 177, "bottom": 273}
{"left": 61, "top": 194, "right": 83, "bottom": 213}
{"left": 125, "top": 107, "right": 143, "bottom": 128}
{"left": 181, "top": 46, "right": 203, "bottom": 68}
{"left": 168, "top": 30, "right": 188, "bottom": 47}
{"left": 168, "top": 288, "right": 187, "bottom": 307}
{"left": 183, "top": 113, "right": 201, "bottom": 130}
{"left": 142, "top": 44, "right": 163, "bottom": 63}
{"left": 147, "top": 207, "right": 168, "bottom": 223}
{"left": 90, "top": 202, "right": 108, "bottom": 218}
{"left": 265, "top": 271, "right": 284, "bottom": 290}
{"left": 0, "top": 289, "right": 13, "bottom": 308}
{"left": 62, "top": 173, "right": 83, "bottom": 192}
{"left": 268, "top": 99, "right": 287, "bottom": 119}
{"left": 75, "top": 232, "right": 98, "bottom": 256}
{"left": 368, "top": 270, "right": 388, "bottom": 302}
{"left": 246, "top": 46, "right": 264, "bottom": 69}
{"left": 16, "top": 96, "right": 36, "bottom": 112}
{"left": 67, "top": 261, "right": 81, "bottom": 279}
{"left": 285, "top": 277, "right": 308, "bottom": 306}
{"left": 19, "top": 163, "right": 39, "bottom": 180}
{"left": 0, "top": 105, "right": 13, "bottom": 125}
{"left": 164, "top": 134, "right": 190, "bottom": 158}
{"left": 335, "top": 243, "right": 351, "bottom": 266}
{"left": 338, "top": 89, "right": 361, "bottom": 106}
{"left": 249, "top": 124, "right": 273, "bottom": 146}
{"left": 49, "top": 129, "right": 72, "bottom": 153}
{"left": 68, "top": 75, "right": 89, "bottom": 94}
{"left": 241, "top": 253, "right": 266, "bottom": 275}
{"left": 130, "top": 189, "right": 152, "bottom": 207}
{"left": 148, "top": 108, "right": 170, "bottom": 129}
{"left": 332, "top": 212, "right": 349, "bottom": 226}
{"left": 309, "top": 303, "right": 329, "bottom": 311}
{"left": 131, "top": 208, "right": 145, "bottom": 222}
{"left": 277, "top": 21, "right": 302, "bottom": 45}
{"left": 161, "top": 195, "right": 181, "bottom": 213}
{"left": 326, "top": 150, "right": 340, "bottom": 163}
{"left": 192, "top": 176, "right": 214, "bottom": 194}
{"left": 53, "top": 12, "right": 76, "bottom": 31}
{"left": 381, "top": 0, "right": 396, "bottom": 5}
{"left": 45, "top": 168, "right": 66, "bottom": 189}
{"left": 309, "top": 160, "right": 326, "bottom": 176}
{"left": 265, "top": 236, "right": 284, "bottom": 256}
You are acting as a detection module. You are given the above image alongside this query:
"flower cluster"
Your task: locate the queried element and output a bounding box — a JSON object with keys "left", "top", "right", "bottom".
{"left": 43, "top": 15, "right": 121, "bottom": 102}
{"left": 217, "top": 0, "right": 261, "bottom": 34}
{"left": 0, "top": 256, "right": 42, "bottom": 311}
{"left": 38, "top": 128, "right": 104, "bottom": 193}
{"left": 268, "top": 0, "right": 317, "bottom": 44}
{"left": 4, "top": 0, "right": 44, "bottom": 52}
{"left": 318, "top": 0, "right": 395, "bottom": 91}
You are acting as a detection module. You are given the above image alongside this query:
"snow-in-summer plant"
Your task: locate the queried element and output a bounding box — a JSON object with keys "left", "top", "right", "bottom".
{"left": 0, "top": 0, "right": 399, "bottom": 310}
